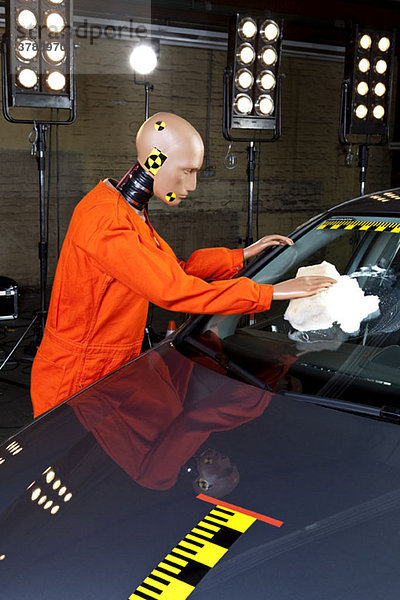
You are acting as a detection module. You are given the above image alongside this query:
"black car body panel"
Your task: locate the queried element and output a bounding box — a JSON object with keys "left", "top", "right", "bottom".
{"left": 2, "top": 189, "right": 400, "bottom": 599}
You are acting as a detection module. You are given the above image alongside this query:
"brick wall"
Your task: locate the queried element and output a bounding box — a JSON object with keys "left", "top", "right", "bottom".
{"left": 0, "top": 34, "right": 393, "bottom": 289}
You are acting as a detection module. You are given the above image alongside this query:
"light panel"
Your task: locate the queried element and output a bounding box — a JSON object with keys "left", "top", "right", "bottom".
{"left": 226, "top": 13, "right": 283, "bottom": 131}
{"left": 343, "top": 25, "right": 395, "bottom": 136}
{"left": 6, "top": 0, "right": 74, "bottom": 109}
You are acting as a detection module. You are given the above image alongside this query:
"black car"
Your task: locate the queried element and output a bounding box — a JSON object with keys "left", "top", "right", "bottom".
{"left": 1, "top": 188, "right": 400, "bottom": 599}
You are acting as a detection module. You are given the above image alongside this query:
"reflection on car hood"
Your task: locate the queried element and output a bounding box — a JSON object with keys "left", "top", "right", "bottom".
{"left": 1, "top": 341, "right": 400, "bottom": 599}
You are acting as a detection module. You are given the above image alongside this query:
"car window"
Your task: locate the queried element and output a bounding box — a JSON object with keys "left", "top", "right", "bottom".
{"left": 190, "top": 216, "right": 400, "bottom": 407}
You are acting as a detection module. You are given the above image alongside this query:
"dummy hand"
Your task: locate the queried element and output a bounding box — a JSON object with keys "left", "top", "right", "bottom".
{"left": 272, "top": 276, "right": 337, "bottom": 300}
{"left": 243, "top": 235, "right": 294, "bottom": 260}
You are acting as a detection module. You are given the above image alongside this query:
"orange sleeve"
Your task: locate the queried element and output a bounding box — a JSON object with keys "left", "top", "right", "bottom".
{"left": 177, "top": 247, "right": 244, "bottom": 280}
{"left": 81, "top": 218, "right": 272, "bottom": 315}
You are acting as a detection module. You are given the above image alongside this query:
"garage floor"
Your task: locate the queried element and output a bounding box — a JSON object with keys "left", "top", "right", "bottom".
{"left": 0, "top": 290, "right": 184, "bottom": 444}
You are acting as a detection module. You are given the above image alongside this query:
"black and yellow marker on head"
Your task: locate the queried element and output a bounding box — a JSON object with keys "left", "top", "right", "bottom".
{"left": 165, "top": 192, "right": 176, "bottom": 203}
{"left": 144, "top": 147, "right": 168, "bottom": 176}
{"left": 155, "top": 121, "right": 166, "bottom": 131}
{"left": 317, "top": 218, "right": 400, "bottom": 234}
{"left": 129, "top": 496, "right": 283, "bottom": 600}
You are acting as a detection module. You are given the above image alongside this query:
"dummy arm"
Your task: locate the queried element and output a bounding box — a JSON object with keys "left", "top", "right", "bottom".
{"left": 272, "top": 276, "right": 336, "bottom": 300}
{"left": 244, "top": 235, "right": 294, "bottom": 260}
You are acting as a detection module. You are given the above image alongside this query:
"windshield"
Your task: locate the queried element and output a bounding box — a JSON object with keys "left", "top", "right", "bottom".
{"left": 183, "top": 215, "right": 400, "bottom": 407}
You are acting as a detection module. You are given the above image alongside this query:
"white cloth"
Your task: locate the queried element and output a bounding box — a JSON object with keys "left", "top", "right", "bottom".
{"left": 284, "top": 261, "right": 380, "bottom": 333}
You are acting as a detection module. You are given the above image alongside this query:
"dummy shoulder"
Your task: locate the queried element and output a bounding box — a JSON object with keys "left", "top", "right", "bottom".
{"left": 72, "top": 182, "right": 138, "bottom": 247}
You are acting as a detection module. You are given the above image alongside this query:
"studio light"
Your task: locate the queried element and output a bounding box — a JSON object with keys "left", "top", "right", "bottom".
{"left": 356, "top": 81, "right": 368, "bottom": 96}
{"left": 261, "top": 20, "right": 280, "bottom": 42}
{"left": 17, "top": 9, "right": 37, "bottom": 31}
{"left": 359, "top": 34, "right": 372, "bottom": 50}
{"left": 5, "top": 0, "right": 75, "bottom": 110}
{"left": 45, "top": 41, "right": 67, "bottom": 64}
{"left": 355, "top": 104, "right": 368, "bottom": 119}
{"left": 259, "top": 46, "right": 278, "bottom": 67}
{"left": 257, "top": 70, "right": 276, "bottom": 92}
{"left": 129, "top": 39, "right": 160, "bottom": 120}
{"left": 17, "top": 67, "right": 38, "bottom": 88}
{"left": 373, "top": 105, "right": 385, "bottom": 119}
{"left": 16, "top": 39, "right": 38, "bottom": 62}
{"left": 374, "top": 59, "right": 387, "bottom": 74}
{"left": 255, "top": 94, "right": 274, "bottom": 116}
{"left": 45, "top": 12, "right": 66, "bottom": 34}
{"left": 234, "top": 93, "right": 253, "bottom": 115}
{"left": 238, "top": 17, "right": 257, "bottom": 41}
{"left": 374, "top": 82, "right": 386, "bottom": 97}
{"left": 225, "top": 13, "right": 283, "bottom": 133}
{"left": 46, "top": 70, "right": 66, "bottom": 91}
{"left": 129, "top": 41, "right": 158, "bottom": 76}
{"left": 358, "top": 58, "right": 370, "bottom": 73}
{"left": 235, "top": 68, "right": 253, "bottom": 91}
{"left": 378, "top": 37, "right": 390, "bottom": 52}
{"left": 237, "top": 43, "right": 256, "bottom": 66}
{"left": 340, "top": 25, "right": 395, "bottom": 138}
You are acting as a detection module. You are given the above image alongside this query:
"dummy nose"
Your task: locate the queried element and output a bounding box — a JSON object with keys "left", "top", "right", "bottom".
{"left": 186, "top": 171, "right": 197, "bottom": 192}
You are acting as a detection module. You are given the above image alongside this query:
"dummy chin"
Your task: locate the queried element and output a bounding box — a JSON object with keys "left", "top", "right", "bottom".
{"left": 152, "top": 170, "right": 182, "bottom": 207}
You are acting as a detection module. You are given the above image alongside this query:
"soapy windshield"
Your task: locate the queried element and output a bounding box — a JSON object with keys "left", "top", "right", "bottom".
{"left": 192, "top": 215, "right": 400, "bottom": 406}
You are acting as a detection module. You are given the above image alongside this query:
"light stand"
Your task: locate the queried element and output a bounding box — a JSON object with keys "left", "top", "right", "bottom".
{"left": 133, "top": 73, "right": 153, "bottom": 121}
{"left": 223, "top": 66, "right": 282, "bottom": 247}
{"left": 358, "top": 143, "right": 369, "bottom": 196}
{"left": 0, "top": 35, "right": 76, "bottom": 374}
{"left": 130, "top": 40, "right": 159, "bottom": 121}
{"left": 246, "top": 141, "right": 256, "bottom": 246}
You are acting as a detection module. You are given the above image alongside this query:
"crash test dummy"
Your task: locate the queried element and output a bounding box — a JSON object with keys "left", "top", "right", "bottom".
{"left": 30, "top": 112, "right": 335, "bottom": 418}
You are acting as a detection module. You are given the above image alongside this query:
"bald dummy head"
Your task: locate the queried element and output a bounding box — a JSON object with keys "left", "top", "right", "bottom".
{"left": 136, "top": 112, "right": 204, "bottom": 206}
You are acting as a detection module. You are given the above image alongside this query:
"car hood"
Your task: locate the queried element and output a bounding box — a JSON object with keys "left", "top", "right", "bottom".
{"left": 1, "top": 341, "right": 400, "bottom": 599}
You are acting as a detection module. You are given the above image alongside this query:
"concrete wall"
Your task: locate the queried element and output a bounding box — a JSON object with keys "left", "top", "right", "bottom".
{"left": 0, "top": 33, "right": 393, "bottom": 290}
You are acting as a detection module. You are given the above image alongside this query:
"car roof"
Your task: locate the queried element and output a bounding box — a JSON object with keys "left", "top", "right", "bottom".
{"left": 329, "top": 186, "right": 400, "bottom": 217}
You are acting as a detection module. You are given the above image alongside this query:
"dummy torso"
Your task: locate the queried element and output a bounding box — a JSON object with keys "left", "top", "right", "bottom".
{"left": 30, "top": 111, "right": 335, "bottom": 418}
{"left": 30, "top": 179, "right": 272, "bottom": 417}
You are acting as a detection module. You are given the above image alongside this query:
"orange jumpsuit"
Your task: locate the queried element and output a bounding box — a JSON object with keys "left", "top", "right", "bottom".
{"left": 30, "top": 180, "right": 273, "bottom": 417}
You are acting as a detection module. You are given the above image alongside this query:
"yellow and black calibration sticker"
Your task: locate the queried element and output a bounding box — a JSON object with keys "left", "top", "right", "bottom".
{"left": 129, "top": 494, "right": 283, "bottom": 600}
{"left": 165, "top": 192, "right": 176, "bottom": 203}
{"left": 154, "top": 121, "right": 166, "bottom": 131}
{"left": 317, "top": 218, "right": 400, "bottom": 233}
{"left": 144, "top": 147, "right": 168, "bottom": 176}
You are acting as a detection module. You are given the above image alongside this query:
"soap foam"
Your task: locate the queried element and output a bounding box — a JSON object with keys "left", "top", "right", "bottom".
{"left": 284, "top": 261, "right": 380, "bottom": 333}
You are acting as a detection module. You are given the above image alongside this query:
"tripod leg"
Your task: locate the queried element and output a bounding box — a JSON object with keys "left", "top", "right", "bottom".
{"left": 0, "top": 314, "right": 38, "bottom": 372}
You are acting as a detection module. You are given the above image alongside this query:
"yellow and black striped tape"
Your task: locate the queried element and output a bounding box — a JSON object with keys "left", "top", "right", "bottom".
{"left": 129, "top": 506, "right": 256, "bottom": 600}
{"left": 317, "top": 219, "right": 400, "bottom": 233}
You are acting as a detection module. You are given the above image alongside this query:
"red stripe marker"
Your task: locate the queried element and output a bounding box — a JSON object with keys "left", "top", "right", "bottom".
{"left": 197, "top": 493, "right": 283, "bottom": 528}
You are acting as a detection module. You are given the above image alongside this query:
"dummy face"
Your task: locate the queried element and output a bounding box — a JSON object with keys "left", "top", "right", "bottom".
{"left": 136, "top": 112, "right": 204, "bottom": 206}
{"left": 192, "top": 448, "right": 240, "bottom": 497}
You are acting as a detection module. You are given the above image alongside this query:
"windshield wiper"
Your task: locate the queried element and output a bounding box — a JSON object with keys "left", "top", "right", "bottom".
{"left": 181, "top": 335, "right": 272, "bottom": 392}
{"left": 281, "top": 391, "right": 400, "bottom": 423}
